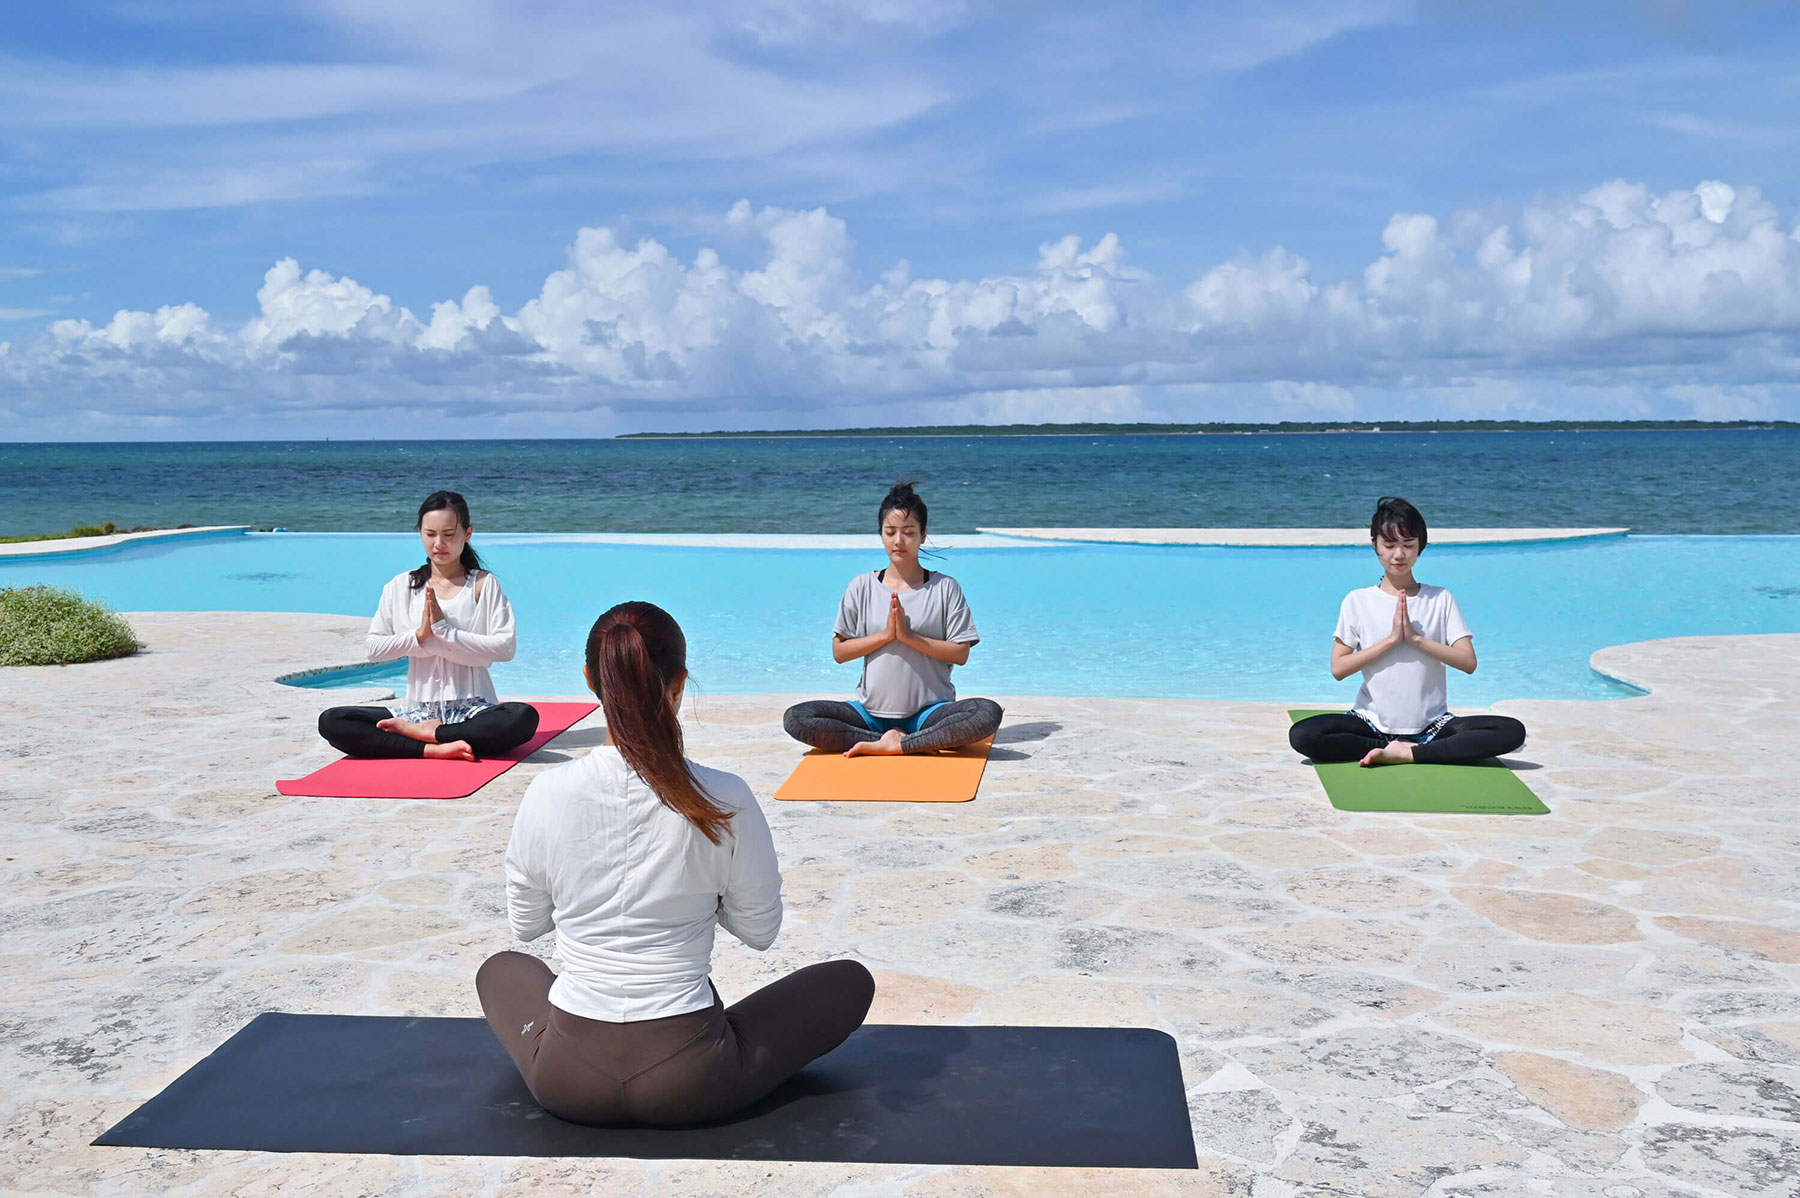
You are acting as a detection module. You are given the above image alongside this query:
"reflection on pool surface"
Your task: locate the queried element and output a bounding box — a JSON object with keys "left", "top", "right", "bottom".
{"left": 4, "top": 532, "right": 1796, "bottom": 705}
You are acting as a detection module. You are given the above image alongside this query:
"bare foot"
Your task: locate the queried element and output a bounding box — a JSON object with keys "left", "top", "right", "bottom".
{"left": 1359, "top": 741, "right": 1416, "bottom": 767}
{"left": 377, "top": 716, "right": 444, "bottom": 744}
{"left": 844, "top": 729, "right": 905, "bottom": 758}
{"left": 423, "top": 739, "right": 476, "bottom": 761}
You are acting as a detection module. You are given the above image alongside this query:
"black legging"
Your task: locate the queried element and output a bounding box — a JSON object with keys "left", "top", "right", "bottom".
{"left": 476, "top": 951, "right": 874, "bottom": 1126}
{"left": 1289, "top": 712, "right": 1525, "bottom": 765}
{"left": 782, "top": 698, "right": 1003, "bottom": 754}
{"left": 318, "top": 702, "right": 540, "bottom": 759}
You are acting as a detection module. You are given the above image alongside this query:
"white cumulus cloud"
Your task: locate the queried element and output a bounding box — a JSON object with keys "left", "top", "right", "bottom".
{"left": 5, "top": 179, "right": 1800, "bottom": 438}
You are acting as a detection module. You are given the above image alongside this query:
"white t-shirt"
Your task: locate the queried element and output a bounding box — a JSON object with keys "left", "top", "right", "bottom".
{"left": 834, "top": 570, "right": 980, "bottom": 717}
{"left": 1334, "top": 583, "right": 1473, "bottom": 736}
{"left": 503, "top": 746, "right": 783, "bottom": 1022}
{"left": 364, "top": 569, "right": 517, "bottom": 704}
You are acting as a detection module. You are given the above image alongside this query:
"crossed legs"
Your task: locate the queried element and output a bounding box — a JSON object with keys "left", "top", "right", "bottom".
{"left": 782, "top": 698, "right": 1003, "bottom": 756}
{"left": 475, "top": 950, "right": 874, "bottom": 1126}
{"left": 1289, "top": 712, "right": 1526, "bottom": 767}
{"left": 318, "top": 702, "right": 540, "bottom": 760}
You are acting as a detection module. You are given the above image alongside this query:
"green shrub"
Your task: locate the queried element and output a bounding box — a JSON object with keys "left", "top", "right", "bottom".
{"left": 0, "top": 521, "right": 129, "bottom": 544}
{"left": 0, "top": 586, "right": 142, "bottom": 666}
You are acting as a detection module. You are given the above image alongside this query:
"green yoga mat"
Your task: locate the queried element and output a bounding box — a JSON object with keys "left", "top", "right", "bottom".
{"left": 1287, "top": 710, "right": 1548, "bottom": 815}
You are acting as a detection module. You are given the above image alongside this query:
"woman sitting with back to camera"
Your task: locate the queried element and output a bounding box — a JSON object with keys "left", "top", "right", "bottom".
{"left": 477, "top": 601, "right": 874, "bottom": 1126}
{"left": 317, "top": 489, "right": 538, "bottom": 761}
{"left": 783, "top": 481, "right": 1003, "bottom": 756}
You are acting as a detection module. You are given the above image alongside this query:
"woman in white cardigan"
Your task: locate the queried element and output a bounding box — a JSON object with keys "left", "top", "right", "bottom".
{"left": 317, "top": 490, "right": 538, "bottom": 760}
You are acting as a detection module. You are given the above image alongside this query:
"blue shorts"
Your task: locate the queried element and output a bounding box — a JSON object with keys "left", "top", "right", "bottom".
{"left": 848, "top": 700, "right": 950, "bottom": 735}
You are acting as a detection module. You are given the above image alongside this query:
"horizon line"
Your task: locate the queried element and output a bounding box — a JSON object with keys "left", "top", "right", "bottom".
{"left": 7, "top": 417, "right": 1800, "bottom": 447}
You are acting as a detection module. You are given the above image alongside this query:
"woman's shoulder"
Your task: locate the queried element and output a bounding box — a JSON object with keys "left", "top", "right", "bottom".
{"left": 528, "top": 747, "right": 612, "bottom": 792}
{"left": 687, "top": 760, "right": 759, "bottom": 811}
{"left": 520, "top": 748, "right": 628, "bottom": 811}
{"left": 515, "top": 753, "right": 587, "bottom": 822}
{"left": 907, "top": 564, "right": 964, "bottom": 593}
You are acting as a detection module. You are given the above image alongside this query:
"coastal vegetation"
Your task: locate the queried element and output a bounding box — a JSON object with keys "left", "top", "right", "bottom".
{"left": 621, "top": 419, "right": 1798, "bottom": 439}
{"left": 0, "top": 586, "right": 142, "bottom": 666}
{"left": 0, "top": 522, "right": 160, "bottom": 545}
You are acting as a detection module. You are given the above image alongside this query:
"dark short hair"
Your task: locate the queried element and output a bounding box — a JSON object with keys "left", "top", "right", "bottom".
{"left": 1369, "top": 496, "right": 1428, "bottom": 550}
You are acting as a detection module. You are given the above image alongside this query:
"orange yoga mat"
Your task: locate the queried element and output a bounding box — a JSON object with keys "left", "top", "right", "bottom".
{"left": 773, "top": 735, "right": 996, "bottom": 803}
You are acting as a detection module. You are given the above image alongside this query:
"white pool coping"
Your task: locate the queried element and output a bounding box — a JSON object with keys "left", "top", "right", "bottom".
{"left": 0, "top": 525, "right": 251, "bottom": 558}
{"left": 465, "top": 532, "right": 1056, "bottom": 549}
{"left": 1, "top": 525, "right": 1634, "bottom": 560}
{"left": 979, "top": 526, "right": 1630, "bottom": 546}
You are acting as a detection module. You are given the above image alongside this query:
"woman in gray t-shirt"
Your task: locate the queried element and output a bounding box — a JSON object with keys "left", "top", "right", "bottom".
{"left": 782, "top": 483, "right": 1003, "bottom": 756}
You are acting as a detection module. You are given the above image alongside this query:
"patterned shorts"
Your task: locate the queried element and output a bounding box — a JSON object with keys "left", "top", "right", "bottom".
{"left": 386, "top": 697, "right": 497, "bottom": 725}
{"left": 1351, "top": 710, "right": 1456, "bottom": 743}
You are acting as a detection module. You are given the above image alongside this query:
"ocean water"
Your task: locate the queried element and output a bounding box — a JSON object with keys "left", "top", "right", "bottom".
{"left": 4, "top": 531, "right": 1796, "bottom": 703}
{"left": 4, "top": 429, "right": 1798, "bottom": 538}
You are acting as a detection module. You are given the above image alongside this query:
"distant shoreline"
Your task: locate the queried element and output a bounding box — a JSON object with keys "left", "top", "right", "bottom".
{"left": 619, "top": 419, "right": 1798, "bottom": 439}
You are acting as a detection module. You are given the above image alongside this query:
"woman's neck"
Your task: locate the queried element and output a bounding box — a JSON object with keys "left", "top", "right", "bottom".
{"left": 885, "top": 559, "right": 926, "bottom": 588}
{"left": 1381, "top": 572, "right": 1418, "bottom": 595}
{"left": 430, "top": 564, "right": 468, "bottom": 587}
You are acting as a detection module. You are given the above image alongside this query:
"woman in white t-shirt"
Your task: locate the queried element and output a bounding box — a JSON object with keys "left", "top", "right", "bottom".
{"left": 476, "top": 601, "right": 874, "bottom": 1126}
{"left": 1289, "top": 497, "right": 1526, "bottom": 767}
{"left": 316, "top": 490, "right": 538, "bottom": 760}
{"left": 782, "top": 482, "right": 1003, "bottom": 756}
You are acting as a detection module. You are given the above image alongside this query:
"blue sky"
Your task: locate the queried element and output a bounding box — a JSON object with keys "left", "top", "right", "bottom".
{"left": 3, "top": 1, "right": 1799, "bottom": 438}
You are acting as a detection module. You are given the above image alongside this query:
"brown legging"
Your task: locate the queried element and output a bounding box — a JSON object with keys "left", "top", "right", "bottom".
{"left": 475, "top": 952, "right": 875, "bottom": 1126}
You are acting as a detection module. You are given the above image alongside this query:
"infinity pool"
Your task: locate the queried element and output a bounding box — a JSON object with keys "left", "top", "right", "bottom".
{"left": 5, "top": 533, "right": 1796, "bottom": 704}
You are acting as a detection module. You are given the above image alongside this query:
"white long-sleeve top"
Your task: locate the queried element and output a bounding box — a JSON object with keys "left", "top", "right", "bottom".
{"left": 364, "top": 569, "right": 516, "bottom": 704}
{"left": 503, "top": 746, "right": 784, "bottom": 1022}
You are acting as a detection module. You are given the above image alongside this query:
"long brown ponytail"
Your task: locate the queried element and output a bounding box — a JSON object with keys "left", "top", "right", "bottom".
{"left": 586, "top": 602, "right": 733, "bottom": 844}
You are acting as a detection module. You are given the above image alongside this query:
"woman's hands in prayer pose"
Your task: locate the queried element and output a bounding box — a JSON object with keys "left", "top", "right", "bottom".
{"left": 417, "top": 586, "right": 445, "bottom": 645}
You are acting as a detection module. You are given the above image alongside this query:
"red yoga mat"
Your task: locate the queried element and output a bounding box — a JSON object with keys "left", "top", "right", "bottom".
{"left": 276, "top": 702, "right": 599, "bottom": 800}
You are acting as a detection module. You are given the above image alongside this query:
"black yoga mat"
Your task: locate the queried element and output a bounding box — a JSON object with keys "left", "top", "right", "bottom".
{"left": 95, "top": 1014, "right": 1197, "bottom": 1169}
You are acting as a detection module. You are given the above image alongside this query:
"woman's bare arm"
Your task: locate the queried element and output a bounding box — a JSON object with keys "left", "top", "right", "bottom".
{"left": 1331, "top": 635, "right": 1396, "bottom": 680}
{"left": 832, "top": 631, "right": 892, "bottom": 663}
{"left": 1412, "top": 634, "right": 1477, "bottom": 674}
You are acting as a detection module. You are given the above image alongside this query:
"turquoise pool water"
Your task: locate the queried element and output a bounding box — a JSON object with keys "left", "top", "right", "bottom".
{"left": 4, "top": 533, "right": 1796, "bottom": 704}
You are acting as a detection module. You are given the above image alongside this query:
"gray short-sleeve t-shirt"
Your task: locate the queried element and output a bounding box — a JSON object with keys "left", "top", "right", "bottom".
{"left": 835, "top": 571, "right": 979, "bottom": 717}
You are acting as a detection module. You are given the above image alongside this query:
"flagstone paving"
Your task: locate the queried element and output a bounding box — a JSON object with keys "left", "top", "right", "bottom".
{"left": 2, "top": 612, "right": 1797, "bottom": 1196}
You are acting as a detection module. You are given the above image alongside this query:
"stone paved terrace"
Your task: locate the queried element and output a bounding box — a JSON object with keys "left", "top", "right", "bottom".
{"left": 2, "top": 613, "right": 1798, "bottom": 1197}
